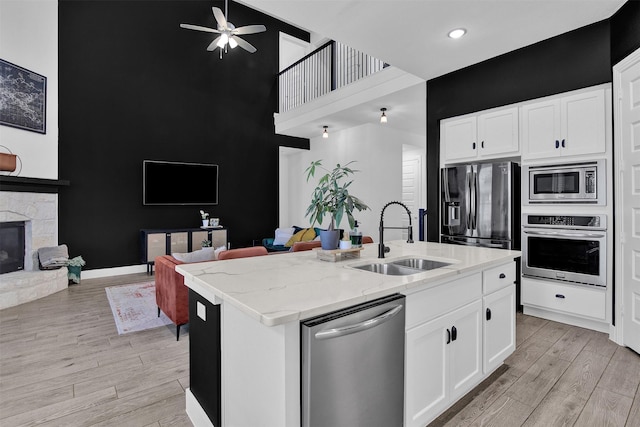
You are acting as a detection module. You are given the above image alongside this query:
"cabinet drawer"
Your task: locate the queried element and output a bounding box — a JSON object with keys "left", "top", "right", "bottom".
{"left": 522, "top": 279, "right": 606, "bottom": 320}
{"left": 406, "top": 273, "right": 482, "bottom": 329}
{"left": 483, "top": 262, "right": 516, "bottom": 295}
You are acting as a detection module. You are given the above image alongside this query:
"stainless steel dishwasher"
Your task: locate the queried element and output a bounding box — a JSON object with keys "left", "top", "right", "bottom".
{"left": 301, "top": 293, "right": 405, "bottom": 427}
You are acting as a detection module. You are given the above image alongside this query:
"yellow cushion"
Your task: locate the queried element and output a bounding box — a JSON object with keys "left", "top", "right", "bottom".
{"left": 285, "top": 228, "right": 316, "bottom": 247}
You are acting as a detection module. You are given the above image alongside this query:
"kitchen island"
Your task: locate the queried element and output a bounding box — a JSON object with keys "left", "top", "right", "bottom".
{"left": 177, "top": 240, "right": 520, "bottom": 427}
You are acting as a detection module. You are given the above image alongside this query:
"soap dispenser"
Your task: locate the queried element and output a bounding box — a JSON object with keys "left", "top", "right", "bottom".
{"left": 350, "top": 221, "right": 363, "bottom": 248}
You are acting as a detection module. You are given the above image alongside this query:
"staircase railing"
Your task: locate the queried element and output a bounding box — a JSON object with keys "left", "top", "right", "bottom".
{"left": 278, "top": 41, "right": 388, "bottom": 113}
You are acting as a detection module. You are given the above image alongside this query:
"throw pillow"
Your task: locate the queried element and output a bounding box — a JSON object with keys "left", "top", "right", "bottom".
{"left": 172, "top": 247, "right": 216, "bottom": 263}
{"left": 214, "top": 245, "right": 227, "bottom": 260}
{"left": 285, "top": 228, "right": 316, "bottom": 247}
{"left": 273, "top": 227, "right": 295, "bottom": 246}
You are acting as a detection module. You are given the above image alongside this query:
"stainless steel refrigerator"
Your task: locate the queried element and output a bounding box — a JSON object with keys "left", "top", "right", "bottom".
{"left": 441, "top": 161, "right": 520, "bottom": 250}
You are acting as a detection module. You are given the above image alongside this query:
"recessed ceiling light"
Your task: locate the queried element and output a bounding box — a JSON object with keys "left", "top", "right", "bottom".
{"left": 448, "top": 28, "right": 467, "bottom": 39}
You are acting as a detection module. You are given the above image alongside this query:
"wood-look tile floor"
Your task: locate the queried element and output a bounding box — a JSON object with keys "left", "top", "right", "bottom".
{"left": 1, "top": 275, "right": 639, "bottom": 426}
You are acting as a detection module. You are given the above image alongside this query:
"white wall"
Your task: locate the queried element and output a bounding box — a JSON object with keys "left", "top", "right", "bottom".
{"left": 282, "top": 123, "right": 424, "bottom": 241}
{"left": 0, "top": 0, "right": 58, "bottom": 179}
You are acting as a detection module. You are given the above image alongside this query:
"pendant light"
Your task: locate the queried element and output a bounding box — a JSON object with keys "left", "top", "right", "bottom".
{"left": 322, "top": 126, "right": 329, "bottom": 138}
{"left": 380, "top": 108, "right": 388, "bottom": 123}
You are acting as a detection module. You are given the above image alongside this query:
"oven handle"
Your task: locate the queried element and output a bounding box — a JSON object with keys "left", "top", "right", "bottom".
{"left": 523, "top": 230, "right": 606, "bottom": 238}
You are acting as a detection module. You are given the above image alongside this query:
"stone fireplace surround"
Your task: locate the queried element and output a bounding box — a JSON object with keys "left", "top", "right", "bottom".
{"left": 0, "top": 190, "right": 68, "bottom": 310}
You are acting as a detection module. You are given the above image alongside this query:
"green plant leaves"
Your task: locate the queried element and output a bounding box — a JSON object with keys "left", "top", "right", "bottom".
{"left": 305, "top": 160, "right": 370, "bottom": 229}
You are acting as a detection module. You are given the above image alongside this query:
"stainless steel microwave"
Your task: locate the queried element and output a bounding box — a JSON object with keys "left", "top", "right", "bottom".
{"left": 525, "top": 160, "right": 605, "bottom": 205}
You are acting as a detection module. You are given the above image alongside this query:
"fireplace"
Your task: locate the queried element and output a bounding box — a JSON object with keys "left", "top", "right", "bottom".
{"left": 0, "top": 188, "right": 68, "bottom": 309}
{"left": 0, "top": 221, "right": 25, "bottom": 274}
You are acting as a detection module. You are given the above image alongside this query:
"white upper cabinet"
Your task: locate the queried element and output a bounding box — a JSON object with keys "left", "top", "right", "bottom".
{"left": 477, "top": 107, "right": 520, "bottom": 158}
{"left": 441, "top": 116, "right": 477, "bottom": 162}
{"left": 441, "top": 107, "right": 519, "bottom": 164}
{"left": 521, "top": 88, "right": 607, "bottom": 160}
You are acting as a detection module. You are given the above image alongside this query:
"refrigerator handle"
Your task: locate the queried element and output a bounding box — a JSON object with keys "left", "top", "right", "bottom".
{"left": 442, "top": 170, "right": 450, "bottom": 203}
{"left": 466, "top": 169, "right": 472, "bottom": 229}
{"left": 468, "top": 169, "right": 477, "bottom": 231}
{"left": 472, "top": 170, "right": 479, "bottom": 231}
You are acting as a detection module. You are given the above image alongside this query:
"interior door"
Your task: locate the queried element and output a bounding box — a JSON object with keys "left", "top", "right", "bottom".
{"left": 402, "top": 152, "right": 424, "bottom": 240}
{"left": 615, "top": 47, "right": 640, "bottom": 353}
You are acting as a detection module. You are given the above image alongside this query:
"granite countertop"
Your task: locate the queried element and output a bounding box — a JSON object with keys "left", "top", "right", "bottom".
{"left": 177, "top": 240, "right": 521, "bottom": 327}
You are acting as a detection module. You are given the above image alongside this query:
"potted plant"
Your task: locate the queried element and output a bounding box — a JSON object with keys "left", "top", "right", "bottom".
{"left": 305, "top": 160, "right": 369, "bottom": 250}
{"left": 199, "top": 210, "right": 209, "bottom": 227}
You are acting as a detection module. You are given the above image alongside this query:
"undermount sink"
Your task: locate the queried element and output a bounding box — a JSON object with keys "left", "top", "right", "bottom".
{"left": 352, "top": 258, "right": 452, "bottom": 276}
{"left": 390, "top": 258, "right": 451, "bottom": 271}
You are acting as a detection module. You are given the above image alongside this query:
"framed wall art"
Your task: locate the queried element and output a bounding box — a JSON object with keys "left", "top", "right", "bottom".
{"left": 0, "top": 59, "right": 47, "bottom": 134}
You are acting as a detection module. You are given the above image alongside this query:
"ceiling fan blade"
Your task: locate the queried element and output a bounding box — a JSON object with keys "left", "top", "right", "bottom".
{"left": 207, "top": 36, "right": 222, "bottom": 51}
{"left": 233, "top": 24, "right": 266, "bottom": 35}
{"left": 233, "top": 36, "right": 257, "bottom": 53}
{"left": 180, "top": 23, "right": 220, "bottom": 33}
{"left": 212, "top": 7, "right": 228, "bottom": 29}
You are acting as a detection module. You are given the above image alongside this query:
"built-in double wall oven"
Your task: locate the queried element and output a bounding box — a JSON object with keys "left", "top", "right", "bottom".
{"left": 522, "top": 214, "right": 607, "bottom": 288}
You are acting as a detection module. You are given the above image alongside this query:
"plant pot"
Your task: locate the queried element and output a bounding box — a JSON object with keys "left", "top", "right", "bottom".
{"left": 319, "top": 230, "right": 340, "bottom": 250}
{"left": 202, "top": 219, "right": 209, "bottom": 226}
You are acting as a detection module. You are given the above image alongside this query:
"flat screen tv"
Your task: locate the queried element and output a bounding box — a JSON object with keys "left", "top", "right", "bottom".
{"left": 143, "top": 160, "right": 218, "bottom": 205}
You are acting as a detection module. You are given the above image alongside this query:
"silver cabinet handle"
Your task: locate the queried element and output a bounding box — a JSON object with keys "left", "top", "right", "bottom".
{"left": 315, "top": 305, "right": 403, "bottom": 340}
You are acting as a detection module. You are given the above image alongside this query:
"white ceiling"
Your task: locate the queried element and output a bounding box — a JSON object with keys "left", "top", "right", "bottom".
{"left": 239, "top": 0, "right": 626, "bottom": 138}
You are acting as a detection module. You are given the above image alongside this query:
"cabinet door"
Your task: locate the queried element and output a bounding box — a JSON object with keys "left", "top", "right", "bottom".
{"left": 146, "top": 232, "right": 167, "bottom": 262}
{"left": 210, "top": 229, "right": 228, "bottom": 248}
{"left": 483, "top": 284, "right": 515, "bottom": 374}
{"left": 477, "top": 107, "right": 519, "bottom": 158}
{"left": 191, "top": 231, "right": 209, "bottom": 252}
{"left": 405, "top": 314, "right": 450, "bottom": 427}
{"left": 169, "top": 232, "right": 189, "bottom": 254}
{"left": 521, "top": 99, "right": 561, "bottom": 160}
{"left": 561, "top": 89, "right": 606, "bottom": 157}
{"left": 448, "top": 300, "right": 483, "bottom": 402}
{"left": 442, "top": 116, "right": 477, "bottom": 163}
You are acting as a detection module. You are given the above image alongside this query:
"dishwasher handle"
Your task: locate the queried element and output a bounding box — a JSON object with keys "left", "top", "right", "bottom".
{"left": 314, "top": 305, "right": 403, "bottom": 340}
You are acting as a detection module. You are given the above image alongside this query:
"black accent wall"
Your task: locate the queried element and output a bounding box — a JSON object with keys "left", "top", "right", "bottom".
{"left": 611, "top": 0, "right": 640, "bottom": 66}
{"left": 59, "top": 1, "right": 309, "bottom": 268}
{"left": 426, "top": 14, "right": 640, "bottom": 242}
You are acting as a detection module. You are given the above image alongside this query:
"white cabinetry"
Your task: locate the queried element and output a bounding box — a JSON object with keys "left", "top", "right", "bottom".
{"left": 441, "top": 106, "right": 519, "bottom": 164}
{"left": 406, "top": 299, "right": 482, "bottom": 427}
{"left": 405, "top": 261, "right": 516, "bottom": 427}
{"left": 482, "top": 263, "right": 516, "bottom": 374}
{"left": 483, "top": 285, "right": 515, "bottom": 373}
{"left": 521, "top": 88, "right": 607, "bottom": 160}
{"left": 522, "top": 277, "right": 607, "bottom": 322}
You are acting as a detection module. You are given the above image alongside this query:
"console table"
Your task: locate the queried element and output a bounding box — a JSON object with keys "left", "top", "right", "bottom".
{"left": 140, "top": 227, "right": 228, "bottom": 274}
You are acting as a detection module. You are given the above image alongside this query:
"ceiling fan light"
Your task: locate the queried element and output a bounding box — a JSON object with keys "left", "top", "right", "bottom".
{"left": 218, "top": 33, "right": 229, "bottom": 47}
{"left": 448, "top": 28, "right": 467, "bottom": 39}
{"left": 228, "top": 37, "right": 238, "bottom": 49}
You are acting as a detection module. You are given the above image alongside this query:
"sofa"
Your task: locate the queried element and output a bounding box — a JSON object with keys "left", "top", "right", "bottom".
{"left": 262, "top": 226, "right": 327, "bottom": 252}
{"left": 263, "top": 226, "right": 374, "bottom": 252}
{"left": 155, "top": 255, "right": 190, "bottom": 341}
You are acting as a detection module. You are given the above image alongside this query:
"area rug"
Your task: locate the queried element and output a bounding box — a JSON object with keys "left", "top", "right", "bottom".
{"left": 105, "top": 282, "right": 172, "bottom": 335}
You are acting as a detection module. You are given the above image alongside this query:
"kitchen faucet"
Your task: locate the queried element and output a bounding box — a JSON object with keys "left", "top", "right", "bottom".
{"left": 379, "top": 201, "right": 414, "bottom": 258}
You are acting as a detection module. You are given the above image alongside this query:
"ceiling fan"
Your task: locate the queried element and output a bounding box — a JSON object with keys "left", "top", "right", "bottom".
{"left": 180, "top": 0, "right": 266, "bottom": 59}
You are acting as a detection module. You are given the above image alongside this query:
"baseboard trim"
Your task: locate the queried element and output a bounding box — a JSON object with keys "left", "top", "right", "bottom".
{"left": 523, "top": 305, "right": 610, "bottom": 334}
{"left": 82, "top": 264, "right": 147, "bottom": 279}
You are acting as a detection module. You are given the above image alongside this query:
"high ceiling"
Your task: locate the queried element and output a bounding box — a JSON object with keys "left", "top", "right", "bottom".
{"left": 239, "top": 0, "right": 626, "bottom": 137}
